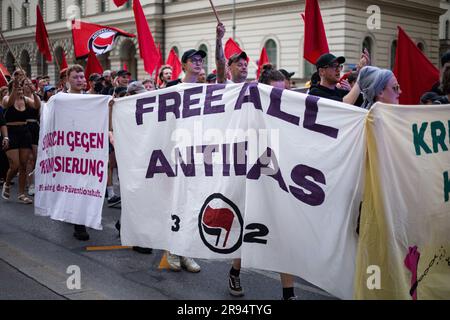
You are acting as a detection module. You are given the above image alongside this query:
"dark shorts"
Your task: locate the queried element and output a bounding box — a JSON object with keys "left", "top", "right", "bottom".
{"left": 6, "top": 125, "right": 32, "bottom": 150}
{"left": 27, "top": 122, "right": 40, "bottom": 146}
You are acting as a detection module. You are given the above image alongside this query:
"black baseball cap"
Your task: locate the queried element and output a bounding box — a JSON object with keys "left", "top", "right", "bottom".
{"left": 228, "top": 52, "right": 248, "bottom": 66}
{"left": 181, "top": 49, "right": 207, "bottom": 63}
{"left": 315, "top": 53, "right": 345, "bottom": 69}
{"left": 88, "top": 73, "right": 103, "bottom": 82}
{"left": 117, "top": 70, "right": 131, "bottom": 77}
{"left": 206, "top": 73, "right": 217, "bottom": 82}
{"left": 279, "top": 69, "right": 295, "bottom": 80}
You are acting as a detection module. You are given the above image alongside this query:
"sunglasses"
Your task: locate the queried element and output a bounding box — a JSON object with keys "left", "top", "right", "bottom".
{"left": 392, "top": 85, "right": 401, "bottom": 94}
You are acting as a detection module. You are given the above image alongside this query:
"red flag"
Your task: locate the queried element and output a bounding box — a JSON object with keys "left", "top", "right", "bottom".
{"left": 35, "top": 5, "right": 52, "bottom": 62}
{"left": 60, "top": 50, "right": 68, "bottom": 70}
{"left": 303, "top": 0, "right": 329, "bottom": 64}
{"left": 0, "top": 63, "right": 9, "bottom": 87}
{"left": 85, "top": 50, "right": 104, "bottom": 90}
{"left": 393, "top": 27, "right": 439, "bottom": 105}
{"left": 113, "top": 0, "right": 128, "bottom": 7}
{"left": 133, "top": 0, "right": 159, "bottom": 75}
{"left": 166, "top": 48, "right": 182, "bottom": 80}
{"left": 256, "top": 47, "right": 270, "bottom": 79}
{"left": 123, "top": 62, "right": 128, "bottom": 71}
{"left": 72, "top": 20, "right": 135, "bottom": 58}
{"left": 224, "top": 38, "right": 243, "bottom": 60}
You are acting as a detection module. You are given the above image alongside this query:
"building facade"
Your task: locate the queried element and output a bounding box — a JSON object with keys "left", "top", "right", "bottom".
{"left": 0, "top": 0, "right": 447, "bottom": 84}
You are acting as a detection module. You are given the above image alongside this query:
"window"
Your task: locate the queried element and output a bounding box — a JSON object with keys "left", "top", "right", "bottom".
{"left": 264, "top": 39, "right": 277, "bottom": 68}
{"left": 56, "top": 0, "right": 62, "bottom": 21}
{"left": 125, "top": 1, "right": 131, "bottom": 9}
{"left": 7, "top": 7, "right": 13, "bottom": 30}
{"left": 390, "top": 40, "right": 397, "bottom": 70}
{"left": 77, "top": 0, "right": 84, "bottom": 16}
{"left": 171, "top": 46, "right": 179, "bottom": 57}
{"left": 99, "top": 0, "right": 107, "bottom": 13}
{"left": 199, "top": 44, "right": 208, "bottom": 73}
{"left": 362, "top": 37, "right": 372, "bottom": 55}
{"left": 22, "top": 5, "right": 28, "bottom": 27}
{"left": 446, "top": 20, "right": 449, "bottom": 40}
{"left": 38, "top": 0, "right": 45, "bottom": 19}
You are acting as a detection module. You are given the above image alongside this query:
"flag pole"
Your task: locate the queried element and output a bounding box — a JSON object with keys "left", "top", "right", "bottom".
{"left": 0, "top": 31, "right": 26, "bottom": 74}
{"left": 208, "top": 0, "right": 221, "bottom": 23}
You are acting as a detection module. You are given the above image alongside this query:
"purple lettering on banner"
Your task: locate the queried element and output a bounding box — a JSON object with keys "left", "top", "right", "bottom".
{"left": 233, "top": 141, "right": 248, "bottom": 176}
{"left": 267, "top": 87, "right": 300, "bottom": 125}
{"left": 247, "top": 147, "right": 288, "bottom": 192}
{"left": 159, "top": 92, "right": 181, "bottom": 122}
{"left": 234, "top": 83, "right": 263, "bottom": 110}
{"left": 174, "top": 146, "right": 196, "bottom": 176}
{"left": 182, "top": 86, "right": 203, "bottom": 118}
{"left": 304, "top": 95, "right": 339, "bottom": 139}
{"left": 196, "top": 144, "right": 219, "bottom": 176}
{"left": 57, "top": 131, "right": 64, "bottom": 146}
{"left": 222, "top": 144, "right": 231, "bottom": 176}
{"left": 145, "top": 150, "right": 176, "bottom": 178}
{"left": 204, "top": 84, "right": 226, "bottom": 115}
{"left": 289, "top": 164, "right": 326, "bottom": 206}
{"left": 135, "top": 96, "right": 156, "bottom": 125}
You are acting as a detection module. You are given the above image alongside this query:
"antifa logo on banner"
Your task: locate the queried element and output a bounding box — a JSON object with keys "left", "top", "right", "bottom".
{"left": 198, "top": 194, "right": 243, "bottom": 254}
{"left": 88, "top": 29, "right": 118, "bottom": 55}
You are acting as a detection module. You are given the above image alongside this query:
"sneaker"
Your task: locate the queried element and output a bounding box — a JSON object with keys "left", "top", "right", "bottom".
{"left": 229, "top": 274, "right": 244, "bottom": 297}
{"left": 73, "top": 224, "right": 90, "bottom": 241}
{"left": 2, "top": 183, "right": 10, "bottom": 200}
{"left": 17, "top": 194, "right": 33, "bottom": 204}
{"left": 180, "top": 256, "right": 201, "bottom": 273}
{"left": 166, "top": 252, "right": 181, "bottom": 271}
{"left": 132, "top": 246, "right": 153, "bottom": 254}
{"left": 282, "top": 296, "right": 298, "bottom": 300}
{"left": 108, "top": 195, "right": 121, "bottom": 208}
{"left": 28, "top": 184, "right": 35, "bottom": 196}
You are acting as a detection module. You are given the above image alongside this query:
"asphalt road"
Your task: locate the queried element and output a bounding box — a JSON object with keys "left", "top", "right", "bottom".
{"left": 0, "top": 180, "right": 337, "bottom": 301}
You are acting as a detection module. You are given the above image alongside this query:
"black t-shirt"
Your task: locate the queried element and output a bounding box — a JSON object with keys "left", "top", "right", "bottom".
{"left": 166, "top": 79, "right": 183, "bottom": 88}
{"left": 309, "top": 84, "right": 363, "bottom": 107}
{"left": 309, "top": 84, "right": 348, "bottom": 102}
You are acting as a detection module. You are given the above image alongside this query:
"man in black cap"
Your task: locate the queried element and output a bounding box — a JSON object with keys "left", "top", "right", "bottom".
{"left": 166, "top": 49, "right": 206, "bottom": 87}
{"left": 279, "top": 69, "right": 295, "bottom": 90}
{"left": 309, "top": 51, "right": 369, "bottom": 106}
{"left": 165, "top": 48, "right": 205, "bottom": 273}
{"left": 215, "top": 22, "right": 248, "bottom": 84}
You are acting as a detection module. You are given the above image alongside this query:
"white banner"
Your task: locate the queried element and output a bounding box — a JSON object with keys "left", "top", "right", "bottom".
{"left": 355, "top": 103, "right": 450, "bottom": 299}
{"left": 113, "top": 83, "right": 367, "bottom": 299}
{"left": 35, "top": 93, "right": 110, "bottom": 230}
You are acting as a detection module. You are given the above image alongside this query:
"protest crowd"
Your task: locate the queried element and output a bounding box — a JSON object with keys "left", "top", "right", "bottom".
{"left": 0, "top": 0, "right": 448, "bottom": 301}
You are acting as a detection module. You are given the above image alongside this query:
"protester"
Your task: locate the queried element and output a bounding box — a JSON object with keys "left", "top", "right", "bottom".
{"left": 158, "top": 65, "right": 173, "bottom": 89}
{"left": 1, "top": 76, "right": 40, "bottom": 204}
{"left": 24, "top": 78, "right": 40, "bottom": 197}
{"left": 197, "top": 68, "right": 207, "bottom": 83}
{"left": 43, "top": 85, "right": 56, "bottom": 102}
{"left": 426, "top": 65, "right": 450, "bottom": 104}
{"left": 66, "top": 65, "right": 91, "bottom": 240}
{"left": 58, "top": 68, "right": 68, "bottom": 93}
{"left": 278, "top": 68, "right": 295, "bottom": 90}
{"left": 430, "top": 51, "right": 450, "bottom": 95}
{"left": 87, "top": 73, "right": 104, "bottom": 95}
{"left": 309, "top": 50, "right": 369, "bottom": 106}
{"left": 102, "top": 70, "right": 113, "bottom": 95}
{"left": 420, "top": 91, "right": 442, "bottom": 105}
{"left": 142, "top": 78, "right": 156, "bottom": 91}
{"left": 206, "top": 73, "right": 217, "bottom": 84}
{"left": 357, "top": 66, "right": 402, "bottom": 109}
{"left": 163, "top": 48, "right": 206, "bottom": 273}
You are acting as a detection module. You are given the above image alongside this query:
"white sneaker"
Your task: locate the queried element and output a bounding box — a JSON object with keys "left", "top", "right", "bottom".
{"left": 28, "top": 184, "right": 35, "bottom": 196}
{"left": 180, "top": 256, "right": 201, "bottom": 273}
{"left": 166, "top": 252, "right": 181, "bottom": 271}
